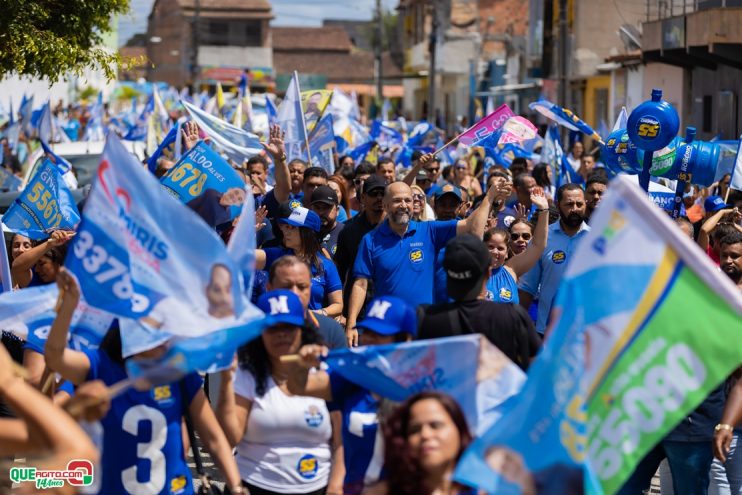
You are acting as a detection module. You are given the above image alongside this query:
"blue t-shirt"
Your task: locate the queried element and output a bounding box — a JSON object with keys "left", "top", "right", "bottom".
{"left": 263, "top": 247, "right": 342, "bottom": 310}
{"left": 337, "top": 207, "right": 348, "bottom": 224}
{"left": 263, "top": 189, "right": 304, "bottom": 220}
{"left": 354, "top": 219, "right": 458, "bottom": 308}
{"left": 83, "top": 348, "right": 202, "bottom": 495}
{"left": 485, "top": 266, "right": 520, "bottom": 303}
{"left": 327, "top": 369, "right": 384, "bottom": 495}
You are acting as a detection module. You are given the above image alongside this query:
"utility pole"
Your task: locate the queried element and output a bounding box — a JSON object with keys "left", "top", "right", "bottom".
{"left": 428, "top": 1, "right": 438, "bottom": 122}
{"left": 191, "top": 0, "right": 200, "bottom": 93}
{"left": 558, "top": 0, "right": 569, "bottom": 110}
{"left": 375, "top": 0, "right": 384, "bottom": 106}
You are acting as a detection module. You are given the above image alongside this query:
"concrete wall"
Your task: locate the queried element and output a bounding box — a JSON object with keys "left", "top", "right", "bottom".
{"left": 642, "top": 63, "right": 686, "bottom": 126}
{"left": 197, "top": 46, "right": 272, "bottom": 69}
{"left": 689, "top": 64, "right": 742, "bottom": 140}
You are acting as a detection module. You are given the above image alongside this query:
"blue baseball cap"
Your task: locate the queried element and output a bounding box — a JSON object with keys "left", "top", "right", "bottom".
{"left": 433, "top": 183, "right": 463, "bottom": 201}
{"left": 257, "top": 289, "right": 306, "bottom": 327}
{"left": 356, "top": 296, "right": 417, "bottom": 336}
{"left": 704, "top": 195, "right": 729, "bottom": 213}
{"left": 277, "top": 203, "right": 321, "bottom": 232}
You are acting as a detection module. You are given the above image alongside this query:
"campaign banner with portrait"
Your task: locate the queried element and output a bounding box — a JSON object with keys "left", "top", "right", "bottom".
{"left": 66, "top": 134, "right": 249, "bottom": 339}
{"left": 2, "top": 159, "right": 80, "bottom": 240}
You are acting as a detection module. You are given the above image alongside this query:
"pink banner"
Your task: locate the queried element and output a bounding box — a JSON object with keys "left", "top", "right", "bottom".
{"left": 458, "top": 104, "right": 516, "bottom": 147}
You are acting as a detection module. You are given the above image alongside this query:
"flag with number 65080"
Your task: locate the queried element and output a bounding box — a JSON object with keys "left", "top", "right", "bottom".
{"left": 65, "top": 134, "right": 246, "bottom": 336}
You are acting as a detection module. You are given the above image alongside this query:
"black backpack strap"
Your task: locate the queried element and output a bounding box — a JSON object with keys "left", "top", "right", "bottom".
{"left": 447, "top": 307, "right": 464, "bottom": 336}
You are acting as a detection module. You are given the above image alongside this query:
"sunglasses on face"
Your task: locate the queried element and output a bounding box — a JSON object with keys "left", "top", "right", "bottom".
{"left": 425, "top": 167, "right": 440, "bottom": 173}
{"left": 412, "top": 193, "right": 425, "bottom": 201}
{"left": 511, "top": 233, "right": 532, "bottom": 241}
{"left": 354, "top": 178, "right": 365, "bottom": 186}
{"left": 366, "top": 190, "right": 385, "bottom": 198}
{"left": 455, "top": 165, "right": 467, "bottom": 170}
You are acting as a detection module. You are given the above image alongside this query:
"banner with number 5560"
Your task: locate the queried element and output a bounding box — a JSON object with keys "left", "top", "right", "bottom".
{"left": 2, "top": 159, "right": 80, "bottom": 240}
{"left": 65, "top": 134, "right": 246, "bottom": 335}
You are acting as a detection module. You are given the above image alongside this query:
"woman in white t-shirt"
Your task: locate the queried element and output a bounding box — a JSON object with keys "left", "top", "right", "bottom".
{"left": 216, "top": 289, "right": 344, "bottom": 495}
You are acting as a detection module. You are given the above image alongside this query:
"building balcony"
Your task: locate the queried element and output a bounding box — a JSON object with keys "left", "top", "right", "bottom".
{"left": 642, "top": 5, "right": 742, "bottom": 69}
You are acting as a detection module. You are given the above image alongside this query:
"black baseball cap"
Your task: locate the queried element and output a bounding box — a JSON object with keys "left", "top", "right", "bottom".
{"left": 310, "top": 185, "right": 338, "bottom": 206}
{"left": 363, "top": 175, "right": 387, "bottom": 195}
{"left": 443, "top": 234, "right": 491, "bottom": 301}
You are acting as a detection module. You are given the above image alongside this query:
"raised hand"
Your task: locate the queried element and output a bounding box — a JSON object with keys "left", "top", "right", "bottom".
{"left": 515, "top": 203, "right": 529, "bottom": 220}
{"left": 181, "top": 121, "right": 201, "bottom": 151}
{"left": 255, "top": 205, "right": 268, "bottom": 231}
{"left": 262, "top": 124, "right": 286, "bottom": 160}
{"left": 530, "top": 186, "right": 549, "bottom": 210}
{"left": 48, "top": 230, "right": 75, "bottom": 247}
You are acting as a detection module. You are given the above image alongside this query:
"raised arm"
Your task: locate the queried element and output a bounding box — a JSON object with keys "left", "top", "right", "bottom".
{"left": 402, "top": 153, "right": 431, "bottom": 186}
{"left": 714, "top": 369, "right": 742, "bottom": 463}
{"left": 12, "top": 230, "right": 74, "bottom": 288}
{"left": 698, "top": 208, "right": 734, "bottom": 251}
{"left": 43, "top": 268, "right": 91, "bottom": 385}
{"left": 507, "top": 188, "right": 550, "bottom": 278}
{"left": 262, "top": 124, "right": 290, "bottom": 203}
{"left": 456, "top": 179, "right": 509, "bottom": 237}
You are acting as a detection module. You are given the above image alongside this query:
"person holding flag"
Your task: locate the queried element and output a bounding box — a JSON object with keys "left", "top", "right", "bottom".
{"left": 215, "top": 289, "right": 343, "bottom": 495}
{"left": 44, "top": 269, "right": 245, "bottom": 495}
{"left": 285, "top": 295, "right": 417, "bottom": 495}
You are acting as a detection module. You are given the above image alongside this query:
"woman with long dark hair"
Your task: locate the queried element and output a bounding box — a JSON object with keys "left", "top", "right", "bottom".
{"left": 531, "top": 164, "right": 555, "bottom": 200}
{"left": 255, "top": 203, "right": 343, "bottom": 317}
{"left": 216, "top": 289, "right": 343, "bottom": 495}
{"left": 364, "top": 391, "right": 475, "bottom": 495}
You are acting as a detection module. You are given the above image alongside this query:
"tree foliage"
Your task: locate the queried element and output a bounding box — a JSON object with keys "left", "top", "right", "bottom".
{"left": 0, "top": 0, "right": 130, "bottom": 82}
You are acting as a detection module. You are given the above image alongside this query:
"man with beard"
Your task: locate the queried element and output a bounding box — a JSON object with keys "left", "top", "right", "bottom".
{"left": 519, "top": 183, "right": 590, "bottom": 335}
{"left": 345, "top": 165, "right": 502, "bottom": 346}
{"left": 310, "top": 185, "right": 344, "bottom": 257}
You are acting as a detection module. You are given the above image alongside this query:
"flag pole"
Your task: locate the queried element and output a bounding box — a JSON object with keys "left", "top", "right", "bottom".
{"left": 293, "top": 71, "right": 313, "bottom": 167}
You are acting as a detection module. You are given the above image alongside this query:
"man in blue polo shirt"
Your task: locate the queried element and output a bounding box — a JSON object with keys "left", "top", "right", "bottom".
{"left": 519, "top": 183, "right": 590, "bottom": 334}
{"left": 345, "top": 160, "right": 502, "bottom": 346}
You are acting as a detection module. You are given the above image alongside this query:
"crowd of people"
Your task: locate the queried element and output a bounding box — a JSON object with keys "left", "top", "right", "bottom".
{"left": 1, "top": 105, "right": 742, "bottom": 495}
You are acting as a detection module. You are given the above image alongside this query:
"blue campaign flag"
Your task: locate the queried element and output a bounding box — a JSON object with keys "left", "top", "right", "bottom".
{"left": 40, "top": 140, "right": 73, "bottom": 174}
{"left": 38, "top": 101, "right": 52, "bottom": 144}
{"left": 0, "top": 167, "right": 23, "bottom": 192}
{"left": 370, "top": 120, "right": 403, "bottom": 150}
{"left": 0, "top": 284, "right": 112, "bottom": 351}
{"left": 146, "top": 125, "right": 178, "bottom": 173}
{"left": 307, "top": 113, "right": 336, "bottom": 175}
{"left": 0, "top": 232, "right": 11, "bottom": 293}
{"left": 324, "top": 335, "right": 525, "bottom": 433}
{"left": 160, "top": 140, "right": 245, "bottom": 227}
{"left": 348, "top": 141, "right": 378, "bottom": 165}
{"left": 227, "top": 191, "right": 257, "bottom": 300}
{"left": 266, "top": 96, "right": 278, "bottom": 126}
{"left": 2, "top": 159, "right": 80, "bottom": 240}
{"left": 125, "top": 310, "right": 268, "bottom": 384}
{"left": 65, "top": 134, "right": 257, "bottom": 346}
{"left": 408, "top": 120, "right": 434, "bottom": 146}
{"left": 530, "top": 99, "right": 603, "bottom": 143}
{"left": 182, "top": 100, "right": 263, "bottom": 164}
{"left": 19, "top": 94, "right": 34, "bottom": 135}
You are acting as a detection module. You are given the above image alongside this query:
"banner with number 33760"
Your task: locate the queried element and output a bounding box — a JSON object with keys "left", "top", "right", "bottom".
{"left": 65, "top": 135, "right": 245, "bottom": 334}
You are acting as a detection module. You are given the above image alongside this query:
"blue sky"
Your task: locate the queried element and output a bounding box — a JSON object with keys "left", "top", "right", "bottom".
{"left": 118, "top": 0, "right": 399, "bottom": 46}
